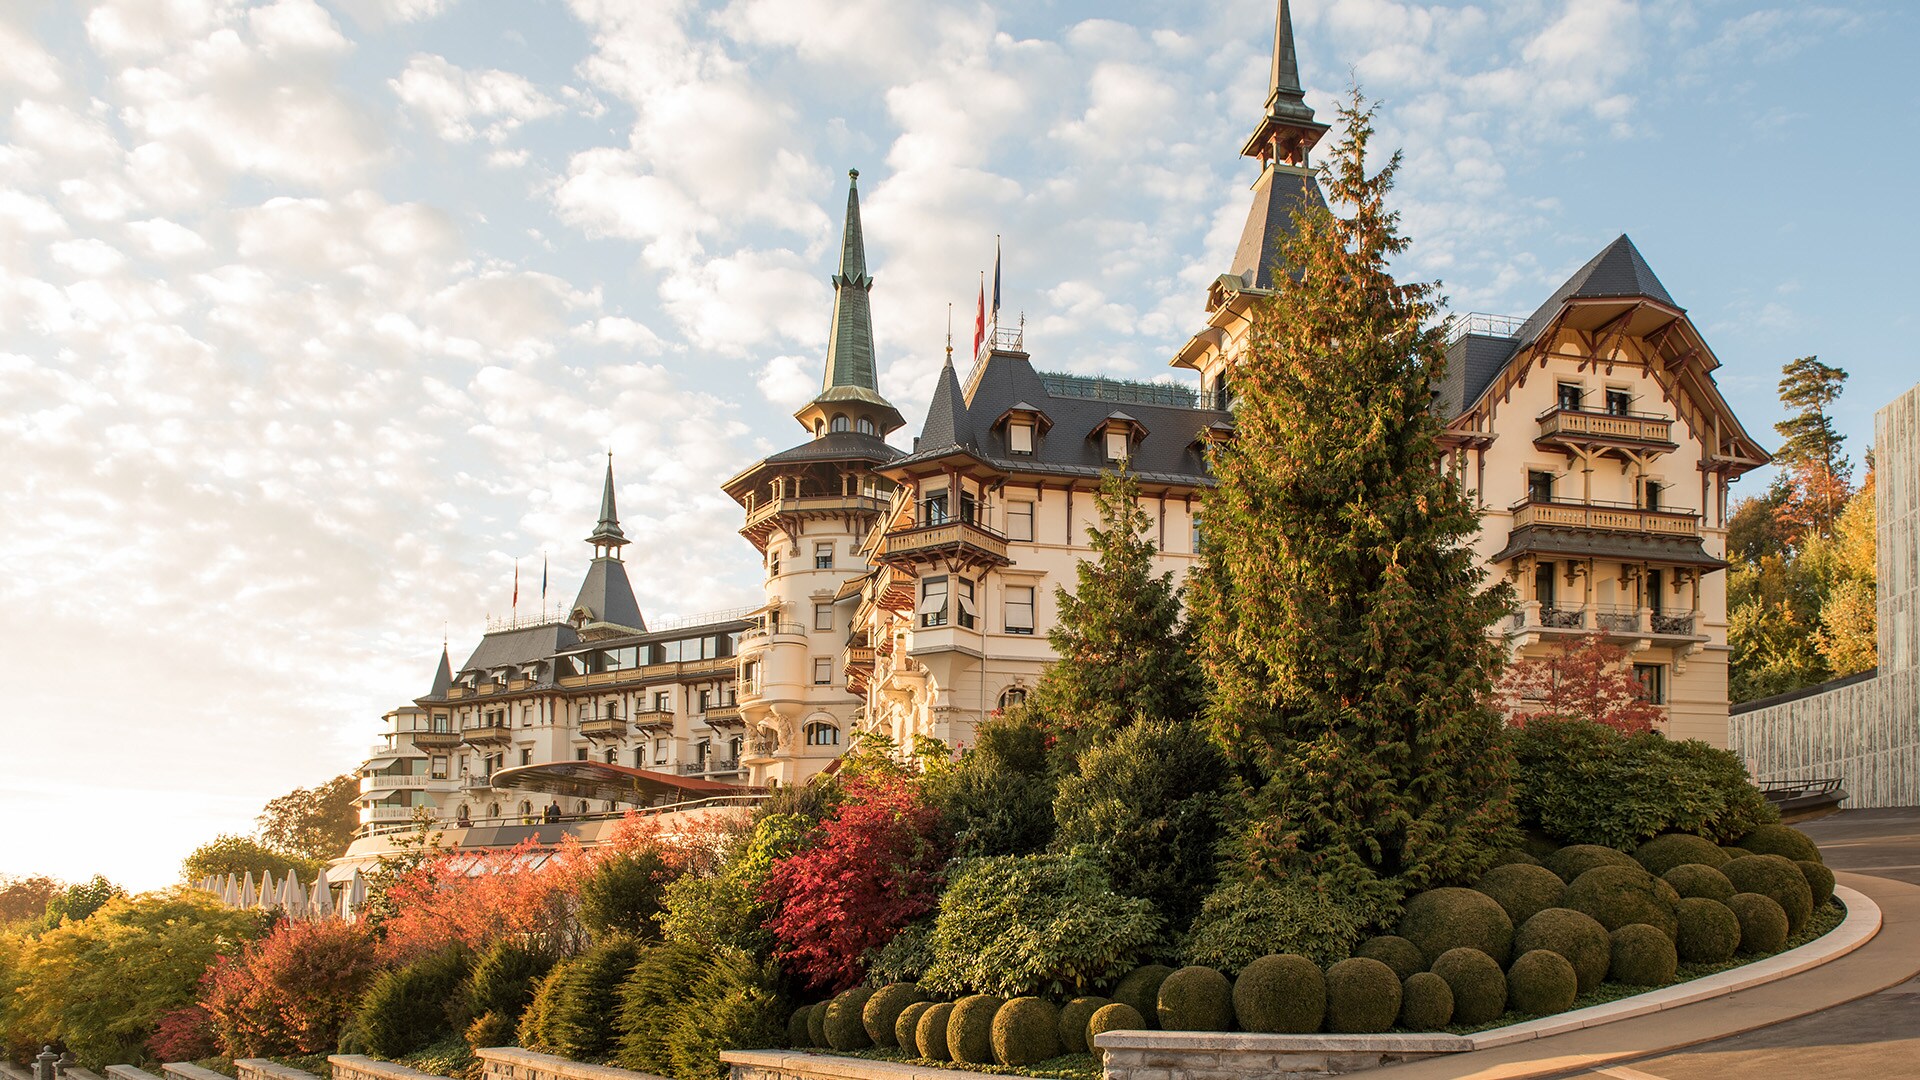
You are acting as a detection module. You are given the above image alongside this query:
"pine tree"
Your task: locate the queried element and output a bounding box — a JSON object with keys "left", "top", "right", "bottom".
{"left": 1189, "top": 91, "right": 1514, "bottom": 910}
{"left": 1028, "top": 466, "right": 1201, "bottom": 739}
{"left": 1773, "top": 356, "right": 1852, "bottom": 541}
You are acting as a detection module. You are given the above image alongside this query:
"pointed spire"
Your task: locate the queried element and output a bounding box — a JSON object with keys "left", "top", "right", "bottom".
{"left": 823, "top": 169, "right": 879, "bottom": 394}
{"left": 835, "top": 169, "right": 869, "bottom": 288}
{"left": 914, "top": 340, "right": 972, "bottom": 454}
{"left": 585, "top": 453, "right": 628, "bottom": 559}
{"left": 1242, "top": 0, "right": 1327, "bottom": 167}
{"left": 428, "top": 643, "right": 453, "bottom": 699}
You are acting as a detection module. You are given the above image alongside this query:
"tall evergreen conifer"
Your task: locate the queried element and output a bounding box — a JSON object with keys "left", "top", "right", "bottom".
{"left": 1189, "top": 93, "right": 1514, "bottom": 910}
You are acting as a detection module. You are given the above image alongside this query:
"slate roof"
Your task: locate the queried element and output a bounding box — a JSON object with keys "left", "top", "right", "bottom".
{"left": 1510, "top": 234, "right": 1678, "bottom": 351}
{"left": 1435, "top": 332, "right": 1523, "bottom": 420}
{"left": 761, "top": 430, "right": 902, "bottom": 467}
{"left": 1230, "top": 165, "right": 1325, "bottom": 291}
{"left": 1491, "top": 526, "right": 1728, "bottom": 571}
{"left": 427, "top": 646, "right": 453, "bottom": 699}
{"left": 459, "top": 623, "right": 581, "bottom": 675}
{"left": 1263, "top": 0, "right": 1318, "bottom": 130}
{"left": 573, "top": 558, "right": 646, "bottom": 632}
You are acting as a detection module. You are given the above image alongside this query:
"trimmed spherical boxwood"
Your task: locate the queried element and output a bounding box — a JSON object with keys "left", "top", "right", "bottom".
{"left": 1736, "top": 824, "right": 1821, "bottom": 864}
{"left": 1513, "top": 908, "right": 1611, "bottom": 994}
{"left": 1490, "top": 847, "right": 1544, "bottom": 868}
{"left": 1057, "top": 997, "right": 1109, "bottom": 1055}
{"left": 947, "top": 995, "right": 1003, "bottom": 1064}
{"left": 1723, "top": 854, "right": 1813, "bottom": 935}
{"left": 1398, "top": 972, "right": 1453, "bottom": 1031}
{"left": 1609, "top": 924, "right": 1678, "bottom": 987}
{"left": 1355, "top": 935, "right": 1426, "bottom": 981}
{"left": 1674, "top": 898, "right": 1741, "bottom": 964}
{"left": 1721, "top": 846, "right": 1752, "bottom": 863}
{"left": 1232, "top": 953, "right": 1325, "bottom": 1034}
{"left": 915, "top": 1002, "right": 955, "bottom": 1061}
{"left": 1663, "top": 863, "right": 1736, "bottom": 903}
{"left": 864, "top": 983, "right": 928, "bottom": 1047}
{"left": 1085, "top": 1002, "right": 1146, "bottom": 1046}
{"left": 1796, "top": 859, "right": 1836, "bottom": 909}
{"left": 1112, "top": 964, "right": 1174, "bottom": 1029}
{"left": 824, "top": 988, "right": 876, "bottom": 1050}
{"left": 806, "top": 1000, "right": 829, "bottom": 1048}
{"left": 1430, "top": 948, "right": 1506, "bottom": 1026}
{"left": 990, "top": 997, "right": 1060, "bottom": 1067}
{"left": 1473, "top": 864, "right": 1567, "bottom": 928}
{"left": 1506, "top": 949, "right": 1578, "bottom": 1016}
{"left": 1398, "top": 887, "right": 1515, "bottom": 966}
{"left": 785, "top": 1004, "right": 814, "bottom": 1049}
{"left": 1325, "top": 957, "right": 1401, "bottom": 1033}
{"left": 896, "top": 1002, "right": 933, "bottom": 1053}
{"left": 1157, "top": 965, "right": 1234, "bottom": 1032}
{"left": 1727, "top": 893, "right": 1790, "bottom": 956}
{"left": 1543, "top": 844, "right": 1637, "bottom": 884}
{"left": 1633, "top": 834, "right": 1731, "bottom": 876}
{"left": 1564, "top": 865, "right": 1680, "bottom": 937}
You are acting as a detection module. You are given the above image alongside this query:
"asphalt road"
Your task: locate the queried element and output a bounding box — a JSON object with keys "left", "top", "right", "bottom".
{"left": 1573, "top": 808, "right": 1920, "bottom": 1080}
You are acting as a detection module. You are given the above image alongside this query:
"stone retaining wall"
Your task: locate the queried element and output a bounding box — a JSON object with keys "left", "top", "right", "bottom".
{"left": 328, "top": 1057, "right": 444, "bottom": 1080}
{"left": 104, "top": 1067, "right": 164, "bottom": 1080}
{"left": 721, "top": 1051, "right": 1019, "bottom": 1080}
{"left": 1092, "top": 1032, "right": 1466, "bottom": 1080}
{"left": 235, "top": 1061, "right": 319, "bottom": 1080}
{"left": 161, "top": 1064, "right": 231, "bottom": 1080}
{"left": 474, "top": 1048, "right": 669, "bottom": 1080}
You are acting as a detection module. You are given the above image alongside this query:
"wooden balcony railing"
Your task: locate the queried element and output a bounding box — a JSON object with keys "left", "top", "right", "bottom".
{"left": 879, "top": 519, "right": 1011, "bottom": 565}
{"left": 1536, "top": 406, "right": 1675, "bottom": 447}
{"left": 460, "top": 723, "right": 512, "bottom": 746}
{"left": 580, "top": 716, "right": 628, "bottom": 740}
{"left": 412, "top": 730, "right": 462, "bottom": 750}
{"left": 1509, "top": 497, "right": 1700, "bottom": 538}
{"left": 743, "top": 494, "right": 889, "bottom": 532}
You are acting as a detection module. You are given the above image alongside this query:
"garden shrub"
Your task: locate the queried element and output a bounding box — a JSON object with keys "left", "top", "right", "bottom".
{"left": 1721, "top": 846, "right": 1750, "bottom": 862}
{"left": 579, "top": 847, "right": 675, "bottom": 939}
{"left": 1111, "top": 965, "right": 1173, "bottom": 1029}
{"left": 1562, "top": 866, "right": 1680, "bottom": 937}
{"left": 1156, "top": 966, "right": 1232, "bottom": 1032}
{"left": 785, "top": 1004, "right": 814, "bottom": 1049}
{"left": 1472, "top": 864, "right": 1565, "bottom": 928}
{"left": 1052, "top": 720, "right": 1230, "bottom": 930}
{"left": 1429, "top": 949, "right": 1505, "bottom": 1025}
{"left": 663, "top": 951, "right": 789, "bottom": 1080}
{"left": 1662, "top": 864, "right": 1735, "bottom": 903}
{"left": 922, "top": 853, "right": 1161, "bottom": 998}
{"left": 148, "top": 1005, "right": 219, "bottom": 1063}
{"left": 1489, "top": 848, "right": 1543, "bottom": 868}
{"left": 1510, "top": 719, "right": 1778, "bottom": 848}
{"left": 1085, "top": 1002, "right": 1145, "bottom": 1044}
{"left": 1324, "top": 958, "right": 1399, "bottom": 1033}
{"left": 1183, "top": 878, "right": 1367, "bottom": 971}
{"left": 1354, "top": 935, "right": 1425, "bottom": 981}
{"left": 610, "top": 941, "right": 707, "bottom": 1071}
{"left": 1674, "top": 899, "right": 1741, "bottom": 964}
{"left": 1727, "top": 893, "right": 1789, "bottom": 955}
{"left": 537, "top": 937, "right": 644, "bottom": 1060}
{"left": 862, "top": 983, "right": 926, "bottom": 1047}
{"left": 355, "top": 945, "right": 473, "bottom": 1058}
{"left": 1797, "top": 860, "right": 1836, "bottom": 908}
{"left": 863, "top": 919, "right": 934, "bottom": 986}
{"left": 465, "top": 1011, "right": 516, "bottom": 1052}
{"left": 1632, "top": 834, "right": 1730, "bottom": 876}
{"left": 514, "top": 964, "right": 564, "bottom": 1052}
{"left": 823, "top": 987, "right": 876, "bottom": 1051}
{"left": 806, "top": 1000, "right": 829, "bottom": 1048}
{"left": 1541, "top": 845, "right": 1636, "bottom": 884}
{"left": 199, "top": 914, "right": 378, "bottom": 1060}
{"left": 659, "top": 812, "right": 813, "bottom": 956}
{"left": 990, "top": 998, "right": 1060, "bottom": 1066}
{"left": 895, "top": 1002, "right": 933, "bottom": 1053}
{"left": 1057, "top": 997, "right": 1109, "bottom": 1054}
{"left": 1512, "top": 908, "right": 1610, "bottom": 994}
{"left": 1608, "top": 925, "right": 1677, "bottom": 987}
{"left": 1722, "top": 855, "right": 1813, "bottom": 935}
{"left": 946, "top": 995, "right": 1003, "bottom": 1064}
{"left": 925, "top": 711, "right": 1057, "bottom": 858}
{"left": 1735, "top": 825, "right": 1820, "bottom": 864}
{"left": 1230, "top": 954, "right": 1323, "bottom": 1034}
{"left": 914, "top": 1002, "right": 954, "bottom": 1060}
{"left": 1505, "top": 950, "right": 1577, "bottom": 1016}
{"left": 1397, "top": 888, "right": 1514, "bottom": 966}
{"left": 465, "top": 938, "right": 556, "bottom": 1035}
{"left": 1397, "top": 972, "right": 1453, "bottom": 1030}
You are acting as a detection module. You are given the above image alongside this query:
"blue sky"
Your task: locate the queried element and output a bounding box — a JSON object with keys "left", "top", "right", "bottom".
{"left": 1, "top": 0, "right": 1913, "bottom": 890}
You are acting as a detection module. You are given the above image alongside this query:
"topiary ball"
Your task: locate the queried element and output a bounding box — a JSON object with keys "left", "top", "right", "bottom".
{"left": 1086, "top": 1002, "right": 1146, "bottom": 1047}
{"left": 1723, "top": 854, "right": 1813, "bottom": 935}
{"left": 1721, "top": 846, "right": 1752, "bottom": 863}
{"left": 1609, "top": 924, "right": 1678, "bottom": 987}
{"left": 1398, "top": 887, "right": 1515, "bottom": 966}
{"left": 1663, "top": 863, "right": 1736, "bottom": 903}
{"left": 1564, "top": 865, "right": 1680, "bottom": 937}
{"left": 1674, "top": 898, "right": 1741, "bottom": 964}
{"left": 1430, "top": 948, "right": 1506, "bottom": 1025}
{"left": 1633, "top": 834, "right": 1731, "bottom": 876}
{"left": 1473, "top": 864, "right": 1567, "bottom": 928}
{"left": 825, "top": 988, "right": 876, "bottom": 1050}
{"left": 1728, "top": 893, "right": 1790, "bottom": 956}
{"left": 1490, "top": 847, "right": 1544, "bottom": 868}
{"left": 807, "top": 1000, "right": 829, "bottom": 1048}
{"left": 1737, "top": 824, "right": 1821, "bottom": 864}
{"left": 915, "top": 1002, "right": 954, "bottom": 1061}
{"left": 1513, "top": 908, "right": 1611, "bottom": 995}
{"left": 785, "top": 1003, "right": 815, "bottom": 1049}
{"left": 896, "top": 1002, "right": 933, "bottom": 1054}
{"left": 1543, "top": 844, "right": 1637, "bottom": 884}
{"left": 1325, "top": 957, "right": 1401, "bottom": 1033}
{"left": 1232, "top": 954, "right": 1323, "bottom": 1034}
{"left": 947, "top": 995, "right": 1003, "bottom": 1064}
{"left": 990, "top": 997, "right": 1060, "bottom": 1067}
{"left": 864, "top": 983, "right": 929, "bottom": 1047}
{"left": 1057, "top": 997, "right": 1109, "bottom": 1055}
{"left": 1157, "top": 966, "right": 1234, "bottom": 1032}
{"left": 1354, "top": 935, "right": 1425, "bottom": 981}
{"left": 1112, "top": 964, "right": 1174, "bottom": 1030}
{"left": 1506, "top": 949, "right": 1578, "bottom": 1016}
{"left": 1796, "top": 859, "right": 1836, "bottom": 909}
{"left": 1398, "top": 972, "right": 1453, "bottom": 1031}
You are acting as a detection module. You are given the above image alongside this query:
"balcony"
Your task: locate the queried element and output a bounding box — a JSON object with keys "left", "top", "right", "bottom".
{"left": 1508, "top": 602, "right": 1706, "bottom": 643}
{"left": 581, "top": 715, "right": 628, "bottom": 741}
{"left": 461, "top": 775, "right": 497, "bottom": 793}
{"left": 745, "top": 734, "right": 780, "bottom": 760}
{"left": 631, "top": 708, "right": 675, "bottom": 733}
{"left": 1509, "top": 497, "right": 1700, "bottom": 538}
{"left": 1535, "top": 406, "right": 1676, "bottom": 457}
{"left": 702, "top": 705, "right": 745, "bottom": 728}
{"left": 461, "top": 722, "right": 512, "bottom": 746}
{"left": 413, "top": 729, "right": 462, "bottom": 750}
{"left": 359, "top": 774, "right": 427, "bottom": 793}
{"left": 364, "top": 805, "right": 420, "bottom": 823}
{"left": 679, "top": 759, "right": 744, "bottom": 776}
{"left": 742, "top": 494, "right": 889, "bottom": 540}
{"left": 879, "top": 518, "right": 1011, "bottom": 569}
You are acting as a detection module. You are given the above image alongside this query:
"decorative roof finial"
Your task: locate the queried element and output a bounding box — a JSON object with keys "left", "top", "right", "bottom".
{"left": 587, "top": 453, "right": 627, "bottom": 556}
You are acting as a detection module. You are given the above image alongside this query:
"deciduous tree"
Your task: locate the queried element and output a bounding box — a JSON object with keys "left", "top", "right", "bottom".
{"left": 181, "top": 834, "right": 322, "bottom": 885}
{"left": 1495, "top": 634, "right": 1667, "bottom": 735}
{"left": 257, "top": 774, "right": 362, "bottom": 862}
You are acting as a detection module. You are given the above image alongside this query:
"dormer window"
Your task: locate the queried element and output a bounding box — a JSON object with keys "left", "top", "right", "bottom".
{"left": 856, "top": 417, "right": 876, "bottom": 435}
{"left": 831, "top": 414, "right": 850, "bottom": 433}
{"left": 1105, "top": 429, "right": 1128, "bottom": 461}
{"left": 1092, "top": 412, "right": 1147, "bottom": 462}
{"left": 1010, "top": 421, "right": 1033, "bottom": 454}
{"left": 993, "top": 402, "right": 1052, "bottom": 457}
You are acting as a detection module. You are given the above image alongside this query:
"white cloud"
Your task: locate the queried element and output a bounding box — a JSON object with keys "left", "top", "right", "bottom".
{"left": 756, "top": 353, "right": 813, "bottom": 407}
{"left": 390, "top": 54, "right": 559, "bottom": 144}
{"left": 48, "top": 237, "right": 129, "bottom": 276}
{"left": 126, "top": 217, "right": 210, "bottom": 258}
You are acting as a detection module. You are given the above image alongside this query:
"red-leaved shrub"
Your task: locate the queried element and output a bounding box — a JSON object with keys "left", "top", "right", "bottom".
{"left": 148, "top": 1004, "right": 218, "bottom": 1063}
{"left": 763, "top": 773, "right": 947, "bottom": 992}
{"left": 375, "top": 838, "right": 593, "bottom": 961}
{"left": 200, "top": 918, "right": 384, "bottom": 1056}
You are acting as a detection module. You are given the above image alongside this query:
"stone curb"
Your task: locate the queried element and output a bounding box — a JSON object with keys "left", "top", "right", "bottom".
{"left": 720, "top": 1051, "right": 1023, "bottom": 1080}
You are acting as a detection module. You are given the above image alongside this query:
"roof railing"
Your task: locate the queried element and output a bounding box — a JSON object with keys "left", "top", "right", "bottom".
{"left": 1040, "top": 372, "right": 1200, "bottom": 409}
{"left": 1444, "top": 311, "right": 1525, "bottom": 345}
{"left": 648, "top": 605, "right": 760, "bottom": 632}
{"left": 485, "top": 605, "right": 571, "bottom": 633}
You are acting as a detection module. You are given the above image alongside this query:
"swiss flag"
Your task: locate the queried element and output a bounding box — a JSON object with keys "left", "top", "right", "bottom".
{"left": 972, "top": 276, "right": 985, "bottom": 356}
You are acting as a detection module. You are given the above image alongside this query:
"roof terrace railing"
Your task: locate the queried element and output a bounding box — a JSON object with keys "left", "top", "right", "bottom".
{"left": 1039, "top": 373, "right": 1201, "bottom": 409}
{"left": 485, "top": 605, "right": 572, "bottom": 632}
{"left": 1444, "top": 311, "right": 1526, "bottom": 345}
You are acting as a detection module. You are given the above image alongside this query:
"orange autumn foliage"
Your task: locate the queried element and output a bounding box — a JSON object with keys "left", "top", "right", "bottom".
{"left": 1496, "top": 632, "right": 1667, "bottom": 736}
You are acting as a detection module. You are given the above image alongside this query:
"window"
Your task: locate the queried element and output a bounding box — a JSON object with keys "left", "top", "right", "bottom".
{"left": 1642, "top": 480, "right": 1663, "bottom": 512}
{"left": 1534, "top": 562, "right": 1556, "bottom": 607}
{"left": 814, "top": 602, "right": 834, "bottom": 630}
{"left": 488, "top": 802, "right": 500, "bottom": 818}
{"left": 654, "top": 738, "right": 667, "bottom": 765}
{"left": 857, "top": 416, "right": 876, "bottom": 435}
{"left": 654, "top": 691, "right": 670, "bottom": 712}
{"left": 1606, "top": 389, "right": 1633, "bottom": 416}
{"left": 1010, "top": 421, "right": 1034, "bottom": 454}
{"left": 769, "top": 552, "right": 781, "bottom": 577}
{"left": 604, "top": 748, "right": 617, "bottom": 764}
{"left": 1105, "top": 428, "right": 1129, "bottom": 461}
{"left": 1007, "top": 500, "right": 1033, "bottom": 541}
{"left": 431, "top": 756, "right": 447, "bottom": 780}
{"left": 698, "top": 688, "right": 712, "bottom": 712}
{"left": 999, "top": 687, "right": 1028, "bottom": 710}
{"left": 521, "top": 704, "right": 532, "bottom": 726}
{"left": 633, "top": 748, "right": 645, "bottom": 767}
{"left": 830, "top": 414, "right": 850, "bottom": 432}
{"left": 806, "top": 722, "right": 840, "bottom": 746}
{"left": 1646, "top": 569, "right": 1665, "bottom": 614}
{"left": 815, "top": 542, "right": 834, "bottom": 569}
{"left": 1528, "top": 470, "right": 1555, "bottom": 504}
{"left": 814, "top": 419, "right": 825, "bottom": 438}
{"left": 959, "top": 489, "right": 978, "bottom": 524}
{"left": 956, "top": 578, "right": 977, "bottom": 630}
{"left": 1557, "top": 382, "right": 1584, "bottom": 411}
{"left": 1004, "top": 586, "right": 1034, "bottom": 634}
{"left": 1214, "top": 372, "right": 1234, "bottom": 411}
{"left": 813, "top": 657, "right": 832, "bottom": 685}
{"left": 922, "top": 489, "right": 949, "bottom": 525}
{"left": 1190, "top": 512, "right": 1204, "bottom": 554}
{"left": 919, "top": 575, "right": 949, "bottom": 628}
{"left": 519, "top": 800, "right": 532, "bottom": 816}
{"left": 575, "top": 748, "right": 588, "bottom": 761}
{"left": 1633, "top": 663, "right": 1667, "bottom": 705}
{"left": 520, "top": 748, "right": 532, "bottom": 766}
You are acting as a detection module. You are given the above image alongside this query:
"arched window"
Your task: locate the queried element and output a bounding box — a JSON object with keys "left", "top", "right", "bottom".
{"left": 831, "top": 414, "right": 850, "bottom": 433}
{"left": 805, "top": 722, "right": 840, "bottom": 746}
{"left": 856, "top": 417, "right": 876, "bottom": 435}
{"left": 519, "top": 800, "right": 532, "bottom": 816}
{"left": 579, "top": 801, "right": 590, "bottom": 814}
{"left": 458, "top": 803, "right": 471, "bottom": 819}
{"left": 815, "top": 419, "right": 825, "bottom": 438}
{"left": 998, "top": 687, "right": 1028, "bottom": 711}
{"left": 488, "top": 802, "right": 500, "bottom": 818}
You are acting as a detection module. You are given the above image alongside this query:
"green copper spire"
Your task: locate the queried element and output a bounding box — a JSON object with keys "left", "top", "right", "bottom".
{"left": 798, "top": 169, "right": 905, "bottom": 435}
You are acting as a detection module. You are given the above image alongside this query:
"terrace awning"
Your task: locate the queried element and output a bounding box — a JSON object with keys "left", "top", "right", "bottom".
{"left": 487, "top": 760, "right": 754, "bottom": 806}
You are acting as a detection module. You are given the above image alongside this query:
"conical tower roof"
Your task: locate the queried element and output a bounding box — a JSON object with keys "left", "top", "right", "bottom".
{"left": 585, "top": 455, "right": 627, "bottom": 549}
{"left": 799, "top": 170, "right": 905, "bottom": 435}
{"left": 1227, "top": 0, "right": 1329, "bottom": 291}
{"left": 427, "top": 643, "right": 452, "bottom": 699}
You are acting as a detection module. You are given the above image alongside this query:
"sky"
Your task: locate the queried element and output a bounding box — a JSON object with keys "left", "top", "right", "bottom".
{"left": 1, "top": 0, "right": 1915, "bottom": 891}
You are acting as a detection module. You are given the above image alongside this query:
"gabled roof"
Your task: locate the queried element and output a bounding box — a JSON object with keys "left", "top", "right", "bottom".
{"left": 572, "top": 557, "right": 646, "bottom": 633}
{"left": 1511, "top": 234, "right": 1677, "bottom": 350}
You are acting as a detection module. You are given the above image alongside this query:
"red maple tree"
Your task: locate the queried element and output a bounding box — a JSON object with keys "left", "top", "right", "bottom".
{"left": 1496, "top": 632, "right": 1667, "bottom": 735}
